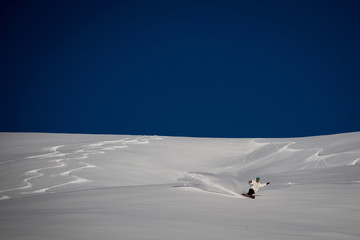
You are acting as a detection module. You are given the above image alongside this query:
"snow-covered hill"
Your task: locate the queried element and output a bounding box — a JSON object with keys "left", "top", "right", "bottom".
{"left": 0, "top": 132, "right": 359, "bottom": 239}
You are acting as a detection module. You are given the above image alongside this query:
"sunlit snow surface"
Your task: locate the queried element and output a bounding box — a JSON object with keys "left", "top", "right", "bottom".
{"left": 0, "top": 132, "right": 359, "bottom": 239}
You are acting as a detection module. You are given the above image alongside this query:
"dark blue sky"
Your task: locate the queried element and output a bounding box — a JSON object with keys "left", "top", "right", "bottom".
{"left": 1, "top": 0, "right": 360, "bottom": 138}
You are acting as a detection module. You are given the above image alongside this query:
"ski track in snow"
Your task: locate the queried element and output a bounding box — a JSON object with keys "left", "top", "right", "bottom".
{"left": 0, "top": 136, "right": 163, "bottom": 200}
{"left": 177, "top": 139, "right": 360, "bottom": 197}
{"left": 349, "top": 157, "right": 360, "bottom": 166}
{"left": 178, "top": 172, "right": 241, "bottom": 197}
{"left": 255, "top": 139, "right": 360, "bottom": 170}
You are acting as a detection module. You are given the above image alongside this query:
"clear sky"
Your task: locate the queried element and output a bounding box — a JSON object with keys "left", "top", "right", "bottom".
{"left": 1, "top": 0, "right": 360, "bottom": 138}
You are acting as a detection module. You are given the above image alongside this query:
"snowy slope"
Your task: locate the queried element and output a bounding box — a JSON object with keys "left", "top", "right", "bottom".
{"left": 0, "top": 132, "right": 359, "bottom": 240}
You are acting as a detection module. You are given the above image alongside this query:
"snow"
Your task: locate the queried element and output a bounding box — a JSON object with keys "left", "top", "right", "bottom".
{"left": 0, "top": 132, "right": 359, "bottom": 239}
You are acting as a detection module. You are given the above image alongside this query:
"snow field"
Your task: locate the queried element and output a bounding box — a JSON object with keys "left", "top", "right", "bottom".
{"left": 0, "top": 132, "right": 359, "bottom": 239}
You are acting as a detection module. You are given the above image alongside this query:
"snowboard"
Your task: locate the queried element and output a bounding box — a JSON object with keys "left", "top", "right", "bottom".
{"left": 241, "top": 193, "right": 255, "bottom": 199}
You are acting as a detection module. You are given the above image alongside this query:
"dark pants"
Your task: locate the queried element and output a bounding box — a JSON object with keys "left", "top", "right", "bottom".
{"left": 247, "top": 188, "right": 255, "bottom": 196}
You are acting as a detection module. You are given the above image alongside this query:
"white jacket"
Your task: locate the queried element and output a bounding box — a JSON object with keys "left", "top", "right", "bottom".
{"left": 249, "top": 180, "right": 267, "bottom": 193}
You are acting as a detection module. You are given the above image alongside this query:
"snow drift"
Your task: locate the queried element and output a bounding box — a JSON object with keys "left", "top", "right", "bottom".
{"left": 0, "top": 132, "right": 359, "bottom": 239}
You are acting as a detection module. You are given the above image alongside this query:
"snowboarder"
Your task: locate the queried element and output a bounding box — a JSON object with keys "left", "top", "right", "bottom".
{"left": 245, "top": 177, "right": 270, "bottom": 199}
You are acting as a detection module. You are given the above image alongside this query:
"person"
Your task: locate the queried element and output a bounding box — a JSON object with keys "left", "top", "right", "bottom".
{"left": 246, "top": 177, "right": 270, "bottom": 198}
